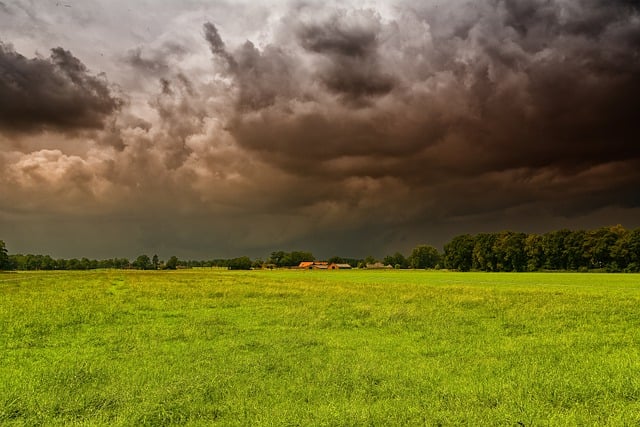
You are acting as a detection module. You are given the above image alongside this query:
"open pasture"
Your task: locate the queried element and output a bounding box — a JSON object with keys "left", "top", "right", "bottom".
{"left": 1, "top": 270, "right": 640, "bottom": 425}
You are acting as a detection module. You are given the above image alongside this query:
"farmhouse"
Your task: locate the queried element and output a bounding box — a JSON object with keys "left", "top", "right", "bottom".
{"left": 366, "top": 262, "right": 392, "bottom": 269}
{"left": 328, "top": 263, "right": 352, "bottom": 270}
{"left": 298, "top": 261, "right": 353, "bottom": 270}
{"left": 298, "top": 261, "right": 329, "bottom": 270}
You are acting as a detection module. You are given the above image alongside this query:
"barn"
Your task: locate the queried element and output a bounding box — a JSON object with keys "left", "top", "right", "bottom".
{"left": 328, "top": 263, "right": 353, "bottom": 270}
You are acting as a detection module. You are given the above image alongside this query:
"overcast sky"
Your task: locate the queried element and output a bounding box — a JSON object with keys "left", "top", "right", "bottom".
{"left": 1, "top": 0, "right": 639, "bottom": 259}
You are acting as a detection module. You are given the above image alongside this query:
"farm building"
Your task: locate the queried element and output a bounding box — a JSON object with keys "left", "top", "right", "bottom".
{"left": 365, "top": 262, "right": 393, "bottom": 269}
{"left": 298, "top": 261, "right": 329, "bottom": 270}
{"left": 328, "top": 263, "right": 352, "bottom": 270}
{"left": 298, "top": 261, "right": 352, "bottom": 270}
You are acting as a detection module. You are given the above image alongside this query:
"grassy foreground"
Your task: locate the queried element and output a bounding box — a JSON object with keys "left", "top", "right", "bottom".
{"left": 1, "top": 270, "right": 640, "bottom": 425}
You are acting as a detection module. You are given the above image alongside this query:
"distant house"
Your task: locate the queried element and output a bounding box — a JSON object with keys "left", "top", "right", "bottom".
{"left": 298, "top": 261, "right": 314, "bottom": 269}
{"left": 365, "top": 262, "right": 392, "bottom": 269}
{"left": 328, "top": 263, "right": 352, "bottom": 270}
{"left": 298, "top": 261, "right": 329, "bottom": 270}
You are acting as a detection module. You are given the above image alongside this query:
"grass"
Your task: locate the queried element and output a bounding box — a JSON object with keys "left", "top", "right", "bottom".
{"left": 1, "top": 269, "right": 640, "bottom": 425}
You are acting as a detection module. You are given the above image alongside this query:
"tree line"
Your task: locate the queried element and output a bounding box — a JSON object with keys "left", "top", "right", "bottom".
{"left": 1, "top": 225, "right": 639, "bottom": 272}
{"left": 442, "top": 225, "right": 640, "bottom": 272}
{"left": 0, "top": 246, "right": 257, "bottom": 272}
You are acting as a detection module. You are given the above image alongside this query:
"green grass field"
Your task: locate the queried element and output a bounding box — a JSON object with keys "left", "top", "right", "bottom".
{"left": 1, "top": 270, "right": 640, "bottom": 425}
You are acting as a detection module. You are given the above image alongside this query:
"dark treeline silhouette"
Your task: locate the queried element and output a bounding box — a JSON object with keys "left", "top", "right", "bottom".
{"left": 442, "top": 226, "right": 640, "bottom": 272}
{"left": 1, "top": 225, "right": 639, "bottom": 272}
{"left": 2, "top": 250, "right": 259, "bottom": 271}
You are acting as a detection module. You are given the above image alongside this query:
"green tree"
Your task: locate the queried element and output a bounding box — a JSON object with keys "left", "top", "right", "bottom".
{"left": 493, "top": 231, "right": 527, "bottom": 272}
{"left": 289, "top": 251, "right": 315, "bottom": 266}
{"left": 623, "top": 228, "right": 640, "bottom": 272}
{"left": 228, "top": 256, "right": 252, "bottom": 270}
{"left": 443, "top": 234, "right": 474, "bottom": 271}
{"left": 584, "top": 226, "right": 623, "bottom": 270}
{"left": 268, "top": 251, "right": 286, "bottom": 267}
{"left": 524, "top": 234, "right": 544, "bottom": 271}
{"left": 152, "top": 254, "right": 159, "bottom": 270}
{"left": 564, "top": 230, "right": 588, "bottom": 270}
{"left": 165, "top": 256, "right": 178, "bottom": 270}
{"left": 408, "top": 245, "right": 440, "bottom": 269}
{"left": 383, "top": 252, "right": 408, "bottom": 269}
{"left": 542, "top": 229, "right": 572, "bottom": 270}
{"left": 0, "top": 240, "right": 11, "bottom": 270}
{"left": 472, "top": 233, "right": 498, "bottom": 271}
{"left": 133, "top": 254, "right": 152, "bottom": 270}
{"left": 364, "top": 255, "right": 377, "bottom": 266}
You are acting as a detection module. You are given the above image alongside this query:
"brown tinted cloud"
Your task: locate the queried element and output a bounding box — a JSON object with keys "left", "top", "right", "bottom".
{"left": 1, "top": 0, "right": 639, "bottom": 258}
{"left": 0, "top": 43, "right": 121, "bottom": 133}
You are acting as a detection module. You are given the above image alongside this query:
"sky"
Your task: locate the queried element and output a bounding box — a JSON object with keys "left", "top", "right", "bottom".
{"left": 1, "top": 0, "right": 639, "bottom": 259}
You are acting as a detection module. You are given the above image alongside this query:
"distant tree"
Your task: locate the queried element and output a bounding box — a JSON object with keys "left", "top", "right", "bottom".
{"left": 473, "top": 234, "right": 498, "bottom": 271}
{"left": 269, "top": 251, "right": 286, "bottom": 267}
{"left": 524, "top": 234, "right": 544, "bottom": 271}
{"left": 493, "top": 231, "right": 527, "bottom": 272}
{"left": 289, "top": 251, "right": 314, "bottom": 266}
{"left": 583, "top": 226, "right": 623, "bottom": 270}
{"left": 542, "top": 229, "right": 572, "bottom": 270}
{"left": 133, "top": 254, "right": 152, "bottom": 270}
{"left": 152, "top": 254, "right": 159, "bottom": 270}
{"left": 383, "top": 252, "right": 408, "bottom": 269}
{"left": 252, "top": 258, "right": 264, "bottom": 269}
{"left": 443, "top": 234, "right": 474, "bottom": 271}
{"left": 364, "top": 255, "right": 377, "bottom": 266}
{"left": 0, "top": 240, "right": 10, "bottom": 270}
{"left": 228, "top": 256, "right": 252, "bottom": 270}
{"left": 408, "top": 245, "right": 440, "bottom": 269}
{"left": 114, "top": 258, "right": 130, "bottom": 269}
{"left": 564, "top": 230, "right": 588, "bottom": 270}
{"left": 623, "top": 228, "right": 640, "bottom": 272}
{"left": 165, "top": 256, "right": 178, "bottom": 270}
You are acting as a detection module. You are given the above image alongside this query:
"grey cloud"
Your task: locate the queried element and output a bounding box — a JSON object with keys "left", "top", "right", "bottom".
{"left": 204, "top": 22, "right": 300, "bottom": 111}
{"left": 203, "top": 21, "right": 237, "bottom": 72}
{"left": 296, "top": 10, "right": 395, "bottom": 102}
{"left": 233, "top": 41, "right": 299, "bottom": 110}
{"left": 124, "top": 43, "right": 187, "bottom": 77}
{"left": 0, "top": 42, "right": 121, "bottom": 133}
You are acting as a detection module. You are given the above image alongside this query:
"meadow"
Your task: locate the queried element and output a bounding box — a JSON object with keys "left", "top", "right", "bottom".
{"left": 1, "top": 269, "right": 640, "bottom": 426}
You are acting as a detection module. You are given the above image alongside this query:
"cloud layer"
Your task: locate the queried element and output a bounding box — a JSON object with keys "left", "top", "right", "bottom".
{"left": 1, "top": 0, "right": 639, "bottom": 258}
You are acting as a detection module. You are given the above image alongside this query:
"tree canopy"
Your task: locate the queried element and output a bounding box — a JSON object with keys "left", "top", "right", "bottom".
{"left": 0, "top": 240, "right": 10, "bottom": 270}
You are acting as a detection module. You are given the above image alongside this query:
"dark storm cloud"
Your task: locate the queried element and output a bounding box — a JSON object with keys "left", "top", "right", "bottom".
{"left": 0, "top": 43, "right": 121, "bottom": 133}
{"left": 212, "top": 0, "right": 640, "bottom": 223}
{"left": 296, "top": 10, "right": 394, "bottom": 102}
{"left": 204, "top": 22, "right": 299, "bottom": 111}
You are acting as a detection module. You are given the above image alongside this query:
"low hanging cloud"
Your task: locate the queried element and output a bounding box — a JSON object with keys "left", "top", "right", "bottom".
{"left": 0, "top": 42, "right": 122, "bottom": 133}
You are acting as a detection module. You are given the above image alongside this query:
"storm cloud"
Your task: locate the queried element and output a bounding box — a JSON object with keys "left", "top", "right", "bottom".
{"left": 1, "top": 0, "right": 639, "bottom": 258}
{"left": 0, "top": 43, "right": 121, "bottom": 133}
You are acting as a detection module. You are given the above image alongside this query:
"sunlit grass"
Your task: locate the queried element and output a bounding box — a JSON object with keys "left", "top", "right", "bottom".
{"left": 1, "top": 270, "right": 640, "bottom": 425}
